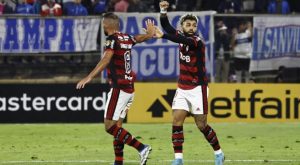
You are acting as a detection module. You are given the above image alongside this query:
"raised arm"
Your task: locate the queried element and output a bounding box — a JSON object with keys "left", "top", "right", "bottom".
{"left": 160, "top": 1, "right": 177, "bottom": 34}
{"left": 155, "top": 27, "right": 202, "bottom": 48}
{"left": 163, "top": 34, "right": 202, "bottom": 48}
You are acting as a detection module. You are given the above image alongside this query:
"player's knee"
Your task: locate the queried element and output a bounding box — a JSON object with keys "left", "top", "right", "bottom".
{"left": 105, "top": 126, "right": 111, "bottom": 133}
{"left": 104, "top": 123, "right": 114, "bottom": 132}
{"left": 172, "top": 110, "right": 187, "bottom": 125}
{"left": 173, "top": 117, "right": 184, "bottom": 125}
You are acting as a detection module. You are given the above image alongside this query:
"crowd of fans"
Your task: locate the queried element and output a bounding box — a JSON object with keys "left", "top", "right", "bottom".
{"left": 0, "top": 0, "right": 300, "bottom": 16}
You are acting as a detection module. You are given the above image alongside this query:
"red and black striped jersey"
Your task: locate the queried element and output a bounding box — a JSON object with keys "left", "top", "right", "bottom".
{"left": 160, "top": 15, "right": 208, "bottom": 90}
{"left": 163, "top": 30, "right": 208, "bottom": 90}
{"left": 105, "top": 32, "right": 136, "bottom": 93}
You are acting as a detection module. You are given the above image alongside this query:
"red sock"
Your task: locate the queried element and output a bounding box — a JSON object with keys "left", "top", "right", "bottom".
{"left": 113, "top": 139, "right": 124, "bottom": 164}
{"left": 172, "top": 125, "right": 184, "bottom": 153}
{"left": 201, "top": 125, "right": 221, "bottom": 151}
{"left": 107, "top": 124, "right": 144, "bottom": 151}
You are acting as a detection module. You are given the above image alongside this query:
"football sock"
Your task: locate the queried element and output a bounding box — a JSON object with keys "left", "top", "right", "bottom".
{"left": 107, "top": 124, "right": 145, "bottom": 152}
{"left": 214, "top": 149, "right": 223, "bottom": 155}
{"left": 172, "top": 125, "right": 184, "bottom": 155}
{"left": 175, "top": 153, "right": 183, "bottom": 159}
{"left": 201, "top": 125, "right": 221, "bottom": 151}
{"left": 113, "top": 139, "right": 124, "bottom": 164}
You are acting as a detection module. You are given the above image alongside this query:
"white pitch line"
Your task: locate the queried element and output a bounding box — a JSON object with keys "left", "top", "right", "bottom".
{"left": 1, "top": 160, "right": 300, "bottom": 164}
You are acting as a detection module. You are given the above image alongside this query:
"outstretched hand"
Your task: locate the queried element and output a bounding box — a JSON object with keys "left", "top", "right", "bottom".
{"left": 142, "top": 19, "right": 164, "bottom": 38}
{"left": 143, "top": 19, "right": 156, "bottom": 37}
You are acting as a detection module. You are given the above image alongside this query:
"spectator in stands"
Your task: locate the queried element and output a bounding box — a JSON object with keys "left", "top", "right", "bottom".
{"left": 267, "top": 0, "right": 290, "bottom": 14}
{"left": 0, "top": 0, "right": 14, "bottom": 14}
{"left": 215, "top": 20, "right": 231, "bottom": 83}
{"left": 41, "top": 0, "right": 62, "bottom": 16}
{"left": 64, "top": 0, "right": 88, "bottom": 15}
{"left": 114, "top": 0, "right": 129, "bottom": 12}
{"left": 15, "top": 0, "right": 34, "bottom": 14}
{"left": 92, "top": 0, "right": 107, "bottom": 14}
{"left": 218, "top": 0, "right": 242, "bottom": 13}
{"left": 231, "top": 20, "right": 252, "bottom": 83}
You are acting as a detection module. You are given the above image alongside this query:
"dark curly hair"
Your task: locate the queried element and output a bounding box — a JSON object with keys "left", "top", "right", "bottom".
{"left": 179, "top": 14, "right": 198, "bottom": 25}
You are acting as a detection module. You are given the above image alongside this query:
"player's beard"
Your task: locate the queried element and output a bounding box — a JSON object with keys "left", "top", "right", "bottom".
{"left": 182, "top": 28, "right": 195, "bottom": 36}
{"left": 183, "top": 31, "right": 195, "bottom": 37}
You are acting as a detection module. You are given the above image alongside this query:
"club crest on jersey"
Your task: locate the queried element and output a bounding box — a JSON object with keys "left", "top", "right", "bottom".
{"left": 105, "top": 40, "right": 111, "bottom": 46}
{"left": 180, "top": 44, "right": 189, "bottom": 52}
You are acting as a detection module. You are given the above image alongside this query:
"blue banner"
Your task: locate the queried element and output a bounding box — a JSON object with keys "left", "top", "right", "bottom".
{"left": 0, "top": 17, "right": 101, "bottom": 53}
{"left": 251, "top": 16, "right": 300, "bottom": 72}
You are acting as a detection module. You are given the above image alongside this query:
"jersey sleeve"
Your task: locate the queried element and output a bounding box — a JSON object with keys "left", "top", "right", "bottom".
{"left": 129, "top": 35, "right": 137, "bottom": 46}
{"left": 105, "top": 35, "right": 116, "bottom": 51}
{"left": 160, "top": 15, "right": 177, "bottom": 34}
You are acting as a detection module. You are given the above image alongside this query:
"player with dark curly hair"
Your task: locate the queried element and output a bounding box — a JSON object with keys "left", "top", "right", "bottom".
{"left": 155, "top": 1, "right": 225, "bottom": 165}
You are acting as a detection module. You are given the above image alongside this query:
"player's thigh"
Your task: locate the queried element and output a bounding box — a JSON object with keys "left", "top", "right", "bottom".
{"left": 172, "top": 89, "right": 189, "bottom": 125}
{"left": 105, "top": 88, "right": 133, "bottom": 121}
{"left": 186, "top": 85, "right": 209, "bottom": 115}
{"left": 119, "top": 93, "right": 134, "bottom": 119}
{"left": 172, "top": 110, "right": 188, "bottom": 125}
{"left": 172, "top": 88, "right": 189, "bottom": 111}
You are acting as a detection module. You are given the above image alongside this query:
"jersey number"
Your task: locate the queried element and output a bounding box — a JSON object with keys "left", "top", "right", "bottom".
{"left": 124, "top": 51, "right": 132, "bottom": 80}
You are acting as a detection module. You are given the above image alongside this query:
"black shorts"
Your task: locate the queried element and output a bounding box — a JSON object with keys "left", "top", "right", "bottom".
{"left": 233, "top": 58, "right": 250, "bottom": 71}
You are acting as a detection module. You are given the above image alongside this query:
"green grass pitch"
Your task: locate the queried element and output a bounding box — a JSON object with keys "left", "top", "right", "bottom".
{"left": 0, "top": 123, "right": 299, "bottom": 165}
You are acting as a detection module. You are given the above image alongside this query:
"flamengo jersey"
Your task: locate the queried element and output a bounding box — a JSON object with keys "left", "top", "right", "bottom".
{"left": 105, "top": 32, "right": 136, "bottom": 93}
{"left": 177, "top": 31, "right": 208, "bottom": 89}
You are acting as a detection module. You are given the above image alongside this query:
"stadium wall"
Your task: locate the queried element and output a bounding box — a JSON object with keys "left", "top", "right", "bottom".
{"left": 0, "top": 83, "right": 299, "bottom": 123}
{"left": 129, "top": 83, "right": 300, "bottom": 123}
{"left": 0, "top": 83, "right": 110, "bottom": 123}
